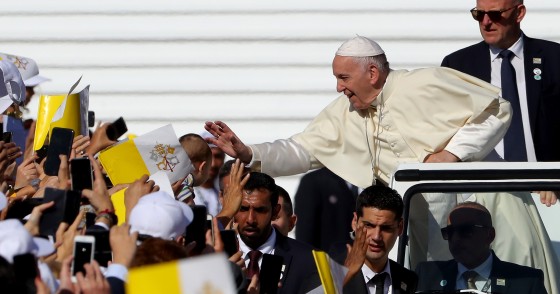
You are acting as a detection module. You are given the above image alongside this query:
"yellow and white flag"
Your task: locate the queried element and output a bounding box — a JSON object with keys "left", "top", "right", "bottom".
{"left": 99, "top": 124, "right": 193, "bottom": 185}
{"left": 33, "top": 77, "right": 89, "bottom": 151}
{"left": 127, "top": 253, "right": 237, "bottom": 294}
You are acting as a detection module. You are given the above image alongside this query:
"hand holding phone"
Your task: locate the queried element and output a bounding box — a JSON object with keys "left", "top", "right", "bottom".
{"left": 259, "top": 254, "right": 284, "bottom": 294}
{"left": 44, "top": 127, "right": 75, "bottom": 176}
{"left": 219, "top": 229, "right": 239, "bottom": 257}
{"left": 71, "top": 157, "right": 93, "bottom": 192}
{"left": 72, "top": 235, "right": 95, "bottom": 281}
{"left": 39, "top": 188, "right": 81, "bottom": 240}
{"left": 2, "top": 131, "right": 13, "bottom": 143}
{"left": 106, "top": 117, "right": 127, "bottom": 141}
{"left": 184, "top": 205, "right": 208, "bottom": 252}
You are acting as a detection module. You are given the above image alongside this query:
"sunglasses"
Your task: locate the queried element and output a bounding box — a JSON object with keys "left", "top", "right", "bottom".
{"left": 470, "top": 5, "right": 518, "bottom": 22}
{"left": 441, "top": 224, "right": 489, "bottom": 240}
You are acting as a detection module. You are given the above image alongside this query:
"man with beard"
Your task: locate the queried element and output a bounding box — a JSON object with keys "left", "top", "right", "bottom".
{"left": 329, "top": 186, "right": 417, "bottom": 294}
{"left": 234, "top": 171, "right": 318, "bottom": 294}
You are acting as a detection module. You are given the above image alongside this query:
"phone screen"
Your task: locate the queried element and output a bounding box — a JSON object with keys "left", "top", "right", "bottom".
{"left": 86, "top": 230, "right": 112, "bottom": 267}
{"left": 13, "top": 253, "right": 38, "bottom": 280}
{"left": 72, "top": 240, "right": 94, "bottom": 276}
{"left": 259, "top": 254, "right": 284, "bottom": 294}
{"left": 39, "top": 188, "right": 81, "bottom": 240}
{"left": 219, "top": 230, "right": 238, "bottom": 257}
{"left": 184, "top": 205, "right": 208, "bottom": 251}
{"left": 2, "top": 131, "right": 12, "bottom": 143}
{"left": 71, "top": 157, "right": 93, "bottom": 191}
{"left": 44, "top": 127, "right": 75, "bottom": 176}
{"left": 106, "top": 117, "right": 128, "bottom": 141}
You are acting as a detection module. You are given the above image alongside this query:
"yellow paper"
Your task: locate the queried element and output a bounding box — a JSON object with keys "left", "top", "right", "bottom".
{"left": 110, "top": 188, "right": 127, "bottom": 225}
{"left": 127, "top": 261, "right": 181, "bottom": 294}
{"left": 33, "top": 93, "right": 81, "bottom": 150}
{"left": 312, "top": 250, "right": 337, "bottom": 294}
{"left": 98, "top": 139, "right": 150, "bottom": 185}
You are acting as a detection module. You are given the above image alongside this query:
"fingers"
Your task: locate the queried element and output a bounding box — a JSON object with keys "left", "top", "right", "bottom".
{"left": 538, "top": 191, "right": 558, "bottom": 207}
{"left": 58, "top": 154, "right": 70, "bottom": 188}
{"left": 89, "top": 155, "right": 104, "bottom": 186}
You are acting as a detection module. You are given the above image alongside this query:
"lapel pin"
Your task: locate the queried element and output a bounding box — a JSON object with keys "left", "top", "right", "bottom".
{"left": 497, "top": 278, "right": 506, "bottom": 286}
{"left": 533, "top": 68, "right": 542, "bottom": 75}
{"left": 440, "top": 280, "right": 447, "bottom": 287}
{"left": 533, "top": 58, "right": 542, "bottom": 64}
{"left": 534, "top": 75, "right": 542, "bottom": 81}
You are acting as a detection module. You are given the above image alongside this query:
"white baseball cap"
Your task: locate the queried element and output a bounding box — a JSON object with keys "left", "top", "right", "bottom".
{"left": 0, "top": 60, "right": 26, "bottom": 113}
{"left": 0, "top": 53, "right": 50, "bottom": 87}
{"left": 129, "top": 191, "right": 194, "bottom": 240}
{"left": 0, "top": 219, "right": 55, "bottom": 263}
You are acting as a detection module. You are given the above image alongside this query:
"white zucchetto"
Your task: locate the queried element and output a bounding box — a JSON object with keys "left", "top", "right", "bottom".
{"left": 336, "top": 35, "right": 385, "bottom": 57}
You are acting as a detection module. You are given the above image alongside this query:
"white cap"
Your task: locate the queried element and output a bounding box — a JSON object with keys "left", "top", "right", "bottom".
{"left": 336, "top": 35, "right": 385, "bottom": 57}
{"left": 0, "top": 60, "right": 26, "bottom": 113}
{"left": 0, "top": 219, "right": 55, "bottom": 263}
{"left": 129, "top": 191, "right": 194, "bottom": 240}
{"left": 0, "top": 53, "right": 50, "bottom": 87}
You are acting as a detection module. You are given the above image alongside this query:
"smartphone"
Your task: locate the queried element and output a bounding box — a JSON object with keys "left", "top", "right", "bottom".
{"left": 2, "top": 131, "right": 12, "bottom": 143}
{"left": 259, "top": 254, "right": 284, "bottom": 294}
{"left": 35, "top": 145, "right": 49, "bottom": 164}
{"left": 39, "top": 188, "right": 81, "bottom": 240}
{"left": 106, "top": 117, "right": 127, "bottom": 141}
{"left": 13, "top": 253, "right": 38, "bottom": 280}
{"left": 87, "top": 111, "right": 95, "bottom": 128}
{"left": 5, "top": 198, "right": 43, "bottom": 221}
{"left": 86, "top": 230, "right": 111, "bottom": 267}
{"left": 184, "top": 205, "right": 208, "bottom": 252}
{"left": 206, "top": 214, "right": 214, "bottom": 244}
{"left": 70, "top": 157, "right": 93, "bottom": 192}
{"left": 13, "top": 253, "right": 38, "bottom": 293}
{"left": 71, "top": 235, "right": 95, "bottom": 280}
{"left": 44, "top": 127, "right": 75, "bottom": 176}
{"left": 220, "top": 229, "right": 239, "bottom": 257}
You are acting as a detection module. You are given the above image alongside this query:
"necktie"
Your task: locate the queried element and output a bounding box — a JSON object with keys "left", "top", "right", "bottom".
{"left": 371, "top": 272, "right": 387, "bottom": 294}
{"left": 463, "top": 270, "right": 478, "bottom": 290}
{"left": 500, "top": 49, "right": 527, "bottom": 161}
{"left": 247, "top": 250, "right": 262, "bottom": 279}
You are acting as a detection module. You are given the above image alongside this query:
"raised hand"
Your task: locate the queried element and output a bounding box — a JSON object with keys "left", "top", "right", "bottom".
{"left": 204, "top": 121, "right": 253, "bottom": 163}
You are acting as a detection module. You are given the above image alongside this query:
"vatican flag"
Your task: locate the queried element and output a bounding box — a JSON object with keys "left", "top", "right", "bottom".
{"left": 33, "top": 77, "right": 89, "bottom": 151}
{"left": 127, "top": 253, "right": 237, "bottom": 294}
{"left": 99, "top": 124, "right": 193, "bottom": 185}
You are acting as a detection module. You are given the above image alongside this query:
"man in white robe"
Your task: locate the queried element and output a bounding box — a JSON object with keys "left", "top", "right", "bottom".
{"left": 204, "top": 36, "right": 558, "bottom": 290}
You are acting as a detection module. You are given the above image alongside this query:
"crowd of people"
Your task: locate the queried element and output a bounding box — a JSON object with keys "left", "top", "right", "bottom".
{"left": 0, "top": 0, "right": 558, "bottom": 293}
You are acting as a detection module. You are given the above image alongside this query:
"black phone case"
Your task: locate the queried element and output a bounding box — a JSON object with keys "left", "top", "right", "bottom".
{"left": 86, "top": 230, "right": 112, "bottom": 267}
{"left": 70, "top": 157, "right": 93, "bottom": 191}
{"left": 259, "top": 254, "right": 284, "bottom": 294}
{"left": 220, "top": 230, "right": 238, "bottom": 257}
{"left": 39, "top": 188, "right": 81, "bottom": 239}
{"left": 2, "top": 131, "right": 13, "bottom": 143}
{"left": 106, "top": 117, "right": 127, "bottom": 141}
{"left": 184, "top": 205, "right": 208, "bottom": 251}
{"left": 44, "top": 127, "right": 74, "bottom": 176}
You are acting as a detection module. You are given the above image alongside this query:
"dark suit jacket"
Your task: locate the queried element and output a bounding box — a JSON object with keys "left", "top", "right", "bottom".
{"left": 415, "top": 252, "right": 547, "bottom": 293}
{"left": 295, "top": 168, "right": 357, "bottom": 251}
{"left": 273, "top": 231, "right": 320, "bottom": 294}
{"left": 441, "top": 35, "right": 560, "bottom": 161}
{"left": 328, "top": 242, "right": 418, "bottom": 294}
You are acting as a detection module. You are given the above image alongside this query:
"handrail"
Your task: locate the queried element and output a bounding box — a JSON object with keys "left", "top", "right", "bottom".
{"left": 394, "top": 169, "right": 560, "bottom": 182}
{"left": 397, "top": 181, "right": 560, "bottom": 266}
